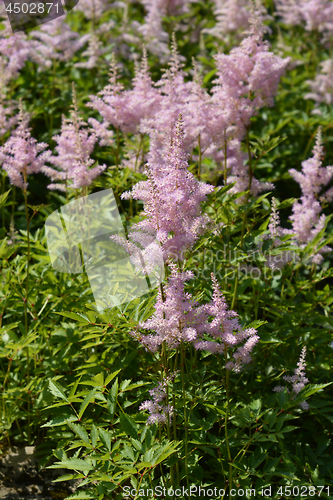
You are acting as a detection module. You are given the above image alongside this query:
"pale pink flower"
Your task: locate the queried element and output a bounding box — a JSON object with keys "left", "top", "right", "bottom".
{"left": 0, "top": 105, "right": 51, "bottom": 190}
{"left": 44, "top": 88, "right": 106, "bottom": 191}
{"left": 30, "top": 17, "right": 89, "bottom": 67}
{"left": 273, "top": 347, "right": 309, "bottom": 410}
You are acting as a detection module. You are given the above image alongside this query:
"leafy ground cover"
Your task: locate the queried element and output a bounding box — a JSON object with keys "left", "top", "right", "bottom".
{"left": 0, "top": 0, "right": 333, "bottom": 499}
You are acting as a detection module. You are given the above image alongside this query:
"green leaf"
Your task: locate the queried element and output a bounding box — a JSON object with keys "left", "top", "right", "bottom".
{"left": 78, "top": 388, "right": 97, "bottom": 419}
{"left": 41, "top": 415, "right": 77, "bottom": 428}
{"left": 99, "top": 428, "right": 112, "bottom": 452}
{"left": 49, "top": 380, "right": 70, "bottom": 403}
{"left": 91, "top": 425, "right": 98, "bottom": 449}
{"left": 105, "top": 369, "right": 121, "bottom": 386}
{"left": 67, "top": 421, "right": 90, "bottom": 444}
{"left": 107, "top": 379, "right": 118, "bottom": 419}
{"left": 48, "top": 457, "right": 93, "bottom": 473}
{"left": 56, "top": 312, "right": 90, "bottom": 323}
{"left": 120, "top": 412, "right": 138, "bottom": 440}
{"left": 0, "top": 190, "right": 10, "bottom": 209}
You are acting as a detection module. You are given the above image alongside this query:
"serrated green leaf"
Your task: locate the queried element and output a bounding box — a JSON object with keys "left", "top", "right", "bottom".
{"left": 120, "top": 412, "right": 138, "bottom": 439}
{"left": 78, "top": 388, "right": 97, "bottom": 419}
{"left": 67, "top": 421, "right": 90, "bottom": 444}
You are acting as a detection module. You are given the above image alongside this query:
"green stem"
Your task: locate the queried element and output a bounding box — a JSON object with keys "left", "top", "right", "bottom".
{"left": 223, "top": 130, "right": 227, "bottom": 186}
{"left": 181, "top": 342, "right": 189, "bottom": 488}
{"left": 240, "top": 127, "right": 253, "bottom": 246}
{"left": 198, "top": 134, "right": 202, "bottom": 181}
{"left": 23, "top": 178, "right": 31, "bottom": 445}
{"left": 224, "top": 346, "right": 232, "bottom": 496}
{"left": 115, "top": 126, "right": 120, "bottom": 169}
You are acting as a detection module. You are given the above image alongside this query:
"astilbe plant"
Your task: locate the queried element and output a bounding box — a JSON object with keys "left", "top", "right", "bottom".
{"left": 274, "top": 0, "right": 333, "bottom": 38}
{"left": 204, "top": 0, "right": 269, "bottom": 43}
{"left": 273, "top": 347, "right": 310, "bottom": 410}
{"left": 43, "top": 85, "right": 107, "bottom": 192}
{"left": 305, "top": 59, "right": 333, "bottom": 112}
{"left": 0, "top": 104, "right": 51, "bottom": 190}
{"left": 30, "top": 17, "right": 90, "bottom": 67}
{"left": 119, "top": 115, "right": 214, "bottom": 263}
{"left": 288, "top": 129, "right": 333, "bottom": 263}
{"left": 210, "top": 8, "right": 289, "bottom": 195}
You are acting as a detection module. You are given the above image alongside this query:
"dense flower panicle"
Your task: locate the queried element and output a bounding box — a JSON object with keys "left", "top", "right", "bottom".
{"left": 205, "top": 0, "right": 269, "bottom": 42}
{"left": 44, "top": 88, "right": 106, "bottom": 191}
{"left": 210, "top": 9, "right": 289, "bottom": 195}
{"left": 135, "top": 0, "right": 170, "bottom": 61}
{"left": 305, "top": 59, "right": 333, "bottom": 111}
{"left": 275, "top": 0, "right": 333, "bottom": 35}
{"left": 273, "top": 347, "right": 309, "bottom": 410}
{"left": 122, "top": 116, "right": 214, "bottom": 261}
{"left": 0, "top": 63, "right": 18, "bottom": 137}
{"left": 141, "top": 35, "right": 194, "bottom": 147}
{"left": 135, "top": 0, "right": 192, "bottom": 60}
{"left": 75, "top": 35, "right": 107, "bottom": 69}
{"left": 88, "top": 53, "right": 130, "bottom": 132}
{"left": 121, "top": 49, "right": 162, "bottom": 134}
{"left": 132, "top": 268, "right": 259, "bottom": 372}
{"left": 0, "top": 22, "right": 31, "bottom": 83}
{"left": 30, "top": 17, "right": 89, "bottom": 67}
{"left": 268, "top": 197, "right": 282, "bottom": 240}
{"left": 139, "top": 378, "right": 174, "bottom": 425}
{"left": 212, "top": 10, "right": 289, "bottom": 133}
{"left": 194, "top": 274, "right": 260, "bottom": 372}
{"left": 0, "top": 102, "right": 18, "bottom": 138}
{"left": 289, "top": 130, "right": 333, "bottom": 256}
{"left": 133, "top": 263, "right": 204, "bottom": 352}
{"left": 0, "top": 106, "right": 51, "bottom": 190}
{"left": 74, "top": 0, "right": 112, "bottom": 19}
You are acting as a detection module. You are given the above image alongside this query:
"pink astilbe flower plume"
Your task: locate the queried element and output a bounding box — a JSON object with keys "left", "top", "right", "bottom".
{"left": 120, "top": 115, "right": 214, "bottom": 262}
{"left": 211, "top": 7, "right": 289, "bottom": 195}
{"left": 205, "top": 0, "right": 269, "bottom": 43}
{"left": 30, "top": 17, "right": 89, "bottom": 68}
{"left": 288, "top": 129, "right": 333, "bottom": 263}
{"left": 0, "top": 21, "right": 31, "bottom": 83}
{"left": 88, "top": 53, "right": 129, "bottom": 135}
{"left": 133, "top": 263, "right": 205, "bottom": 352}
{"left": 273, "top": 347, "right": 310, "bottom": 410}
{"left": 43, "top": 85, "right": 106, "bottom": 192}
{"left": 275, "top": 0, "right": 333, "bottom": 39}
{"left": 0, "top": 103, "right": 51, "bottom": 190}
{"left": 132, "top": 270, "right": 259, "bottom": 372}
{"left": 305, "top": 59, "right": 333, "bottom": 112}
{"left": 120, "top": 47, "right": 162, "bottom": 134}
{"left": 139, "top": 376, "right": 174, "bottom": 425}
{"left": 0, "top": 59, "right": 18, "bottom": 138}
{"left": 195, "top": 274, "right": 260, "bottom": 372}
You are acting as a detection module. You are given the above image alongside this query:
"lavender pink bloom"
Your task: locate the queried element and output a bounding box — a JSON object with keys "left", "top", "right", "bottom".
{"left": 273, "top": 347, "right": 310, "bottom": 410}
{"left": 0, "top": 106, "right": 51, "bottom": 190}
{"left": 43, "top": 89, "right": 106, "bottom": 191}
{"left": 121, "top": 115, "right": 214, "bottom": 262}
{"left": 288, "top": 129, "right": 333, "bottom": 262}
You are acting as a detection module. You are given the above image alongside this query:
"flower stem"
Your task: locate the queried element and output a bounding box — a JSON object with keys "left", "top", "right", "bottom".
{"left": 181, "top": 342, "right": 189, "bottom": 488}
{"left": 23, "top": 174, "right": 31, "bottom": 445}
{"left": 224, "top": 346, "right": 233, "bottom": 496}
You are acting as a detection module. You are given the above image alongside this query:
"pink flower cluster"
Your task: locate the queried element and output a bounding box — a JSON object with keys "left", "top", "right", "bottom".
{"left": 120, "top": 115, "right": 214, "bottom": 262}
{"left": 288, "top": 129, "right": 333, "bottom": 263}
{"left": 273, "top": 347, "right": 310, "bottom": 410}
{"left": 89, "top": 11, "right": 289, "bottom": 197}
{"left": 43, "top": 88, "right": 107, "bottom": 191}
{"left": 133, "top": 266, "right": 259, "bottom": 373}
{"left": 305, "top": 59, "right": 333, "bottom": 112}
{"left": 139, "top": 377, "right": 174, "bottom": 425}
{"left": 205, "top": 0, "right": 269, "bottom": 43}
{"left": 0, "top": 106, "right": 50, "bottom": 190}
{"left": 275, "top": 0, "right": 333, "bottom": 40}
